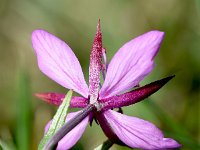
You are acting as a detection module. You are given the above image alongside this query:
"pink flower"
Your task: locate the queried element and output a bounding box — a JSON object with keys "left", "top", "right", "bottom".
{"left": 32, "top": 21, "right": 181, "bottom": 149}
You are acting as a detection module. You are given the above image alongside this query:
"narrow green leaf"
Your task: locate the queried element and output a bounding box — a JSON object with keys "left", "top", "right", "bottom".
{"left": 38, "top": 90, "right": 73, "bottom": 150}
{"left": 94, "top": 139, "right": 113, "bottom": 150}
{"left": 16, "top": 71, "right": 31, "bottom": 150}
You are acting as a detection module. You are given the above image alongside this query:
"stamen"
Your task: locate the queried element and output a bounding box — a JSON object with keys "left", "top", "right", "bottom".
{"left": 89, "top": 20, "right": 103, "bottom": 104}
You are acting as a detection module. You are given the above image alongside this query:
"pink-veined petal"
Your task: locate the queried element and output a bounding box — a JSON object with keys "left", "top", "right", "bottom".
{"left": 45, "top": 111, "right": 89, "bottom": 149}
{"left": 32, "top": 30, "right": 88, "bottom": 97}
{"left": 100, "top": 31, "right": 164, "bottom": 98}
{"left": 103, "top": 110, "right": 181, "bottom": 149}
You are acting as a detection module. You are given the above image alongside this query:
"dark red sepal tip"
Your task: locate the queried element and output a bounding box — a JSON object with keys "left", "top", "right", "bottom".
{"left": 100, "top": 75, "right": 175, "bottom": 110}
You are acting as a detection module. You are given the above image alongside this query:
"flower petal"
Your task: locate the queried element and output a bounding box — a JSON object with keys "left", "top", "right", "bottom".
{"left": 32, "top": 30, "right": 88, "bottom": 97}
{"left": 100, "top": 31, "right": 164, "bottom": 98}
{"left": 45, "top": 111, "right": 89, "bottom": 149}
{"left": 103, "top": 110, "right": 181, "bottom": 149}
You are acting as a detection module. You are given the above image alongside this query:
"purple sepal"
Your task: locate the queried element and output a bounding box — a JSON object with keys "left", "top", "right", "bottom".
{"left": 100, "top": 76, "right": 175, "bottom": 110}
{"left": 35, "top": 92, "right": 87, "bottom": 108}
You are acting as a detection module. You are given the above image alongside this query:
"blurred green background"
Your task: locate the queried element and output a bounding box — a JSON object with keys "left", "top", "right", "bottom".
{"left": 0, "top": 0, "right": 199, "bottom": 149}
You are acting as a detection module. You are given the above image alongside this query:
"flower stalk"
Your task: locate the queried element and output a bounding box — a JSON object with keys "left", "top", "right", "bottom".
{"left": 44, "top": 104, "right": 96, "bottom": 150}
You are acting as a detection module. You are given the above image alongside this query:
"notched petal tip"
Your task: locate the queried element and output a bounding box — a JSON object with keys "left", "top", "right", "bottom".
{"left": 150, "top": 30, "right": 165, "bottom": 35}
{"left": 32, "top": 29, "right": 42, "bottom": 36}
{"left": 31, "top": 30, "right": 42, "bottom": 47}
{"left": 148, "top": 30, "right": 165, "bottom": 41}
{"left": 31, "top": 29, "right": 40, "bottom": 38}
{"left": 146, "top": 30, "right": 165, "bottom": 59}
{"left": 31, "top": 29, "right": 47, "bottom": 41}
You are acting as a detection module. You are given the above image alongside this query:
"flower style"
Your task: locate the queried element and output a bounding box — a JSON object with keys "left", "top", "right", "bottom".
{"left": 32, "top": 21, "right": 181, "bottom": 149}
